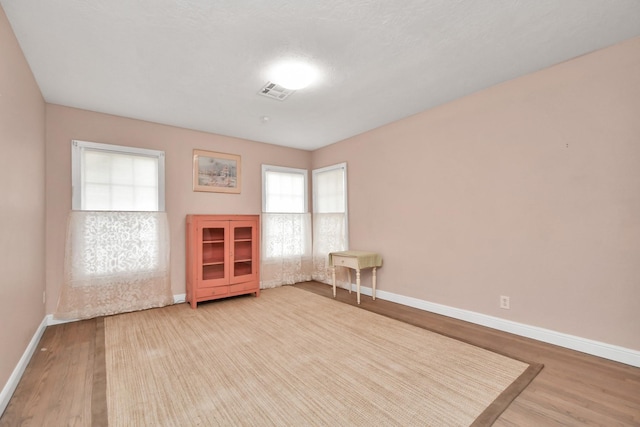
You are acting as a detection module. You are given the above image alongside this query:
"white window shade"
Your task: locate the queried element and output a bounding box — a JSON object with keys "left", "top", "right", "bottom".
{"left": 314, "top": 166, "right": 346, "bottom": 213}
{"left": 72, "top": 140, "right": 165, "bottom": 211}
{"left": 262, "top": 166, "right": 308, "bottom": 213}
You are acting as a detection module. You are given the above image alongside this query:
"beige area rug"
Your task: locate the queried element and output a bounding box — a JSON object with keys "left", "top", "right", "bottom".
{"left": 101, "top": 286, "right": 541, "bottom": 426}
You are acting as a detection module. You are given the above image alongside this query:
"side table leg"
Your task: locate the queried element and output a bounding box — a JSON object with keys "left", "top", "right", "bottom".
{"left": 356, "top": 268, "right": 361, "bottom": 304}
{"left": 332, "top": 266, "right": 336, "bottom": 298}
{"left": 372, "top": 267, "right": 377, "bottom": 301}
{"left": 347, "top": 268, "right": 352, "bottom": 294}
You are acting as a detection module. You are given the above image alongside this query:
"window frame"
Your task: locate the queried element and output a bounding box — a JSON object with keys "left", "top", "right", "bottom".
{"left": 71, "top": 139, "right": 166, "bottom": 211}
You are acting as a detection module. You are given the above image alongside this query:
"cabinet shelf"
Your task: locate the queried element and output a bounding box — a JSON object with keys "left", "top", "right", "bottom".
{"left": 234, "top": 262, "right": 254, "bottom": 276}
{"left": 203, "top": 265, "right": 225, "bottom": 280}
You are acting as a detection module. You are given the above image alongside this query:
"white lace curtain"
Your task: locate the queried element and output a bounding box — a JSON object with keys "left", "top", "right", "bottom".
{"left": 55, "top": 211, "right": 173, "bottom": 320}
{"left": 260, "top": 212, "right": 349, "bottom": 289}
{"left": 311, "top": 212, "right": 349, "bottom": 285}
{"left": 260, "top": 213, "right": 313, "bottom": 288}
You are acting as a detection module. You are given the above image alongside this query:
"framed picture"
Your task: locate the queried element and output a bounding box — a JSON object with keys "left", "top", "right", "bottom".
{"left": 193, "top": 149, "right": 241, "bottom": 193}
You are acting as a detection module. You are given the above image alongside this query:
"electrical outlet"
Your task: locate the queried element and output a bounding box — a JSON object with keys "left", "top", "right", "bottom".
{"left": 500, "top": 295, "right": 510, "bottom": 309}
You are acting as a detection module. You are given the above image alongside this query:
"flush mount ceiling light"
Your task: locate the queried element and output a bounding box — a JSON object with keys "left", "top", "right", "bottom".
{"left": 269, "top": 60, "right": 318, "bottom": 90}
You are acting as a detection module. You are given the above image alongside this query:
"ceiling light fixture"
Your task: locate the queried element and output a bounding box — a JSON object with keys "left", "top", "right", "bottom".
{"left": 269, "top": 60, "right": 318, "bottom": 90}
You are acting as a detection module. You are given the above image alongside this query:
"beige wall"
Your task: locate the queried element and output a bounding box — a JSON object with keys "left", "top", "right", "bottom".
{"left": 0, "top": 7, "right": 46, "bottom": 389}
{"left": 45, "top": 105, "right": 312, "bottom": 312}
{"left": 313, "top": 36, "right": 640, "bottom": 351}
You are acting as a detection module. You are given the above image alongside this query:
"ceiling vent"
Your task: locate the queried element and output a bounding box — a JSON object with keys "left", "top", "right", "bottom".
{"left": 258, "top": 82, "right": 295, "bottom": 101}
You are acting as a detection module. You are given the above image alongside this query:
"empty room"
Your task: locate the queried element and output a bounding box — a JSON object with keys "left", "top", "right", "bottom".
{"left": 1, "top": 1, "right": 639, "bottom": 425}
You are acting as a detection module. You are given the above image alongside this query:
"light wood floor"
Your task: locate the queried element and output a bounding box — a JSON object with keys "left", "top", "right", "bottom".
{"left": 2, "top": 281, "right": 639, "bottom": 426}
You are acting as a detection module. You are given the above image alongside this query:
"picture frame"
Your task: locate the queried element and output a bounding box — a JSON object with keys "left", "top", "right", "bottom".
{"left": 193, "top": 149, "right": 241, "bottom": 193}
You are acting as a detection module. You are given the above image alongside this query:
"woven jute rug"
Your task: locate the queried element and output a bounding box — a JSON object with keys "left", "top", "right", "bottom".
{"left": 97, "top": 286, "right": 542, "bottom": 426}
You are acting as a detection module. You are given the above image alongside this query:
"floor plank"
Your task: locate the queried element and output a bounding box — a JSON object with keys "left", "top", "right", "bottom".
{"left": 1, "top": 319, "right": 97, "bottom": 427}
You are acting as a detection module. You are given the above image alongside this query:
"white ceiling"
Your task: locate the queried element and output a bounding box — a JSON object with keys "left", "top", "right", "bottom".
{"left": 2, "top": 1, "right": 640, "bottom": 151}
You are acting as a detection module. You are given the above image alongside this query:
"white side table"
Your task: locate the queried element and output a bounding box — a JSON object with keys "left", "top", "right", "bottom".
{"left": 329, "top": 250, "right": 383, "bottom": 304}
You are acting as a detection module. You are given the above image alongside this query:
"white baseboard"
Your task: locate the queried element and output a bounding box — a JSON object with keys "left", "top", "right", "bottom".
{"left": 0, "top": 316, "right": 48, "bottom": 417}
{"left": 44, "top": 294, "right": 187, "bottom": 326}
{"left": 46, "top": 314, "right": 76, "bottom": 326}
{"left": 347, "top": 283, "right": 640, "bottom": 368}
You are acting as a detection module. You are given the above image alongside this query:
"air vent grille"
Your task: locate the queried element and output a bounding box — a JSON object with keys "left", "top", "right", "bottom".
{"left": 258, "top": 82, "right": 295, "bottom": 101}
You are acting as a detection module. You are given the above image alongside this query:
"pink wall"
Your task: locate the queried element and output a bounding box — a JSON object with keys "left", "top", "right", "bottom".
{"left": 45, "top": 105, "right": 312, "bottom": 312}
{"left": 0, "top": 7, "right": 46, "bottom": 391}
{"left": 313, "top": 37, "right": 640, "bottom": 351}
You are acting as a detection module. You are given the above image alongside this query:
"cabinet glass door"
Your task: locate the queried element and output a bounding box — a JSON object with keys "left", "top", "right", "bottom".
{"left": 201, "top": 225, "right": 226, "bottom": 281}
{"left": 231, "top": 222, "right": 256, "bottom": 282}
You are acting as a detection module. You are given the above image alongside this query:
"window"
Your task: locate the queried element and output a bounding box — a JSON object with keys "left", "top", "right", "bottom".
{"left": 312, "top": 163, "right": 348, "bottom": 283}
{"left": 261, "top": 165, "right": 312, "bottom": 287}
{"left": 261, "top": 164, "right": 310, "bottom": 259}
{"left": 72, "top": 140, "right": 165, "bottom": 211}
{"left": 60, "top": 141, "right": 171, "bottom": 319}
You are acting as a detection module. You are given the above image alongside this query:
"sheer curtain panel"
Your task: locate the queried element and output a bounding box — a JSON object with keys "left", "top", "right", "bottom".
{"left": 260, "top": 213, "right": 313, "bottom": 288}
{"left": 55, "top": 211, "right": 173, "bottom": 320}
{"left": 312, "top": 212, "right": 348, "bottom": 284}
